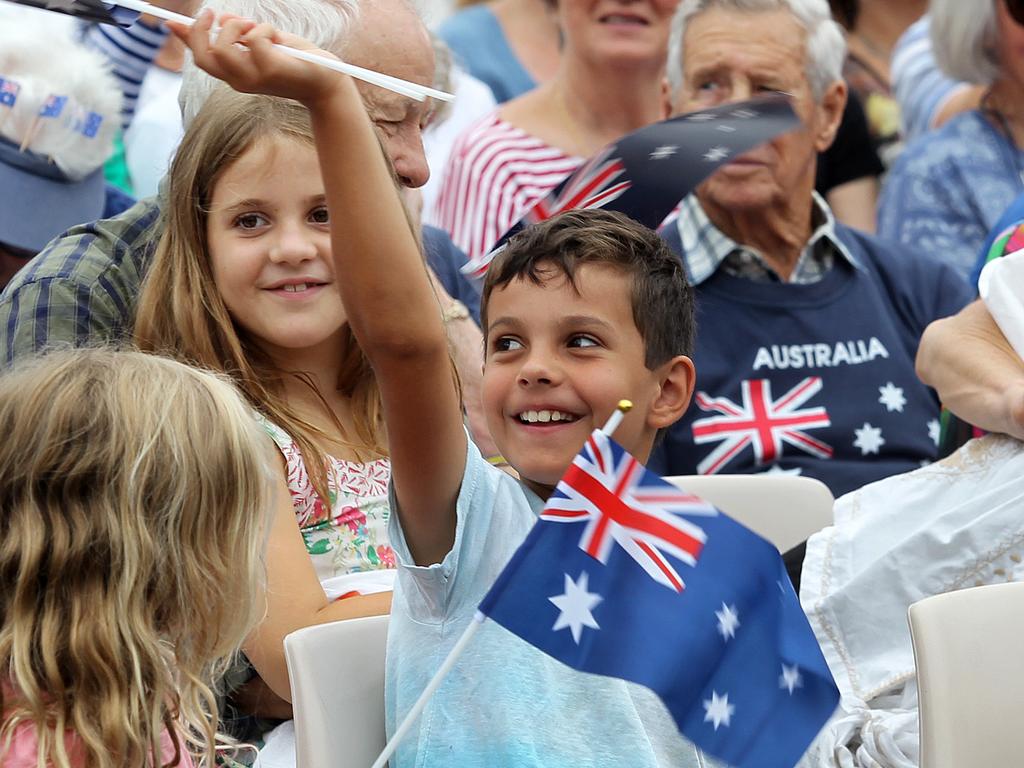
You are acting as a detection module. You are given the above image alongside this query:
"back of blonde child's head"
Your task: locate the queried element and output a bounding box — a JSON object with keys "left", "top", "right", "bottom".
{"left": 135, "top": 88, "right": 386, "bottom": 502}
{"left": 0, "top": 348, "right": 274, "bottom": 768}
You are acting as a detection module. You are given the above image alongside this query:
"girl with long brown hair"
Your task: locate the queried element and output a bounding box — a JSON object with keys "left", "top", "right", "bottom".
{"left": 134, "top": 89, "right": 402, "bottom": 720}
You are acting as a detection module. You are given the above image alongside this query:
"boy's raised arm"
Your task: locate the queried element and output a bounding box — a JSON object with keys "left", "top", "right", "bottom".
{"left": 172, "top": 14, "right": 467, "bottom": 565}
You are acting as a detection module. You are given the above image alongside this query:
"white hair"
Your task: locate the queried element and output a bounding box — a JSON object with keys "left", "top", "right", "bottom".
{"left": 930, "top": 0, "right": 1000, "bottom": 86}
{"left": 179, "top": 0, "right": 360, "bottom": 125}
{"left": 666, "top": 0, "right": 847, "bottom": 102}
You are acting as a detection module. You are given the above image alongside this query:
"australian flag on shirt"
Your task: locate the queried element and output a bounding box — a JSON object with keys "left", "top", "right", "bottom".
{"left": 478, "top": 430, "right": 839, "bottom": 768}
{"left": 461, "top": 94, "right": 799, "bottom": 278}
{"left": 5, "top": 0, "right": 140, "bottom": 25}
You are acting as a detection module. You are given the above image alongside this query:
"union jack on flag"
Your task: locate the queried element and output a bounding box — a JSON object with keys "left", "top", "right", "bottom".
{"left": 528, "top": 148, "right": 631, "bottom": 223}
{"left": 0, "top": 78, "right": 20, "bottom": 108}
{"left": 541, "top": 429, "right": 714, "bottom": 592}
{"left": 461, "top": 148, "right": 633, "bottom": 279}
{"left": 692, "top": 377, "right": 833, "bottom": 475}
{"left": 38, "top": 95, "right": 68, "bottom": 119}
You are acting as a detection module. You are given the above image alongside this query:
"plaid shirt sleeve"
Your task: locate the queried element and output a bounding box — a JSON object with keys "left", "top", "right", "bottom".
{"left": 0, "top": 199, "right": 162, "bottom": 369}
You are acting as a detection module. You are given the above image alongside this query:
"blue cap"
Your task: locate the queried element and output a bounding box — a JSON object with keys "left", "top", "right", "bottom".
{"left": 0, "top": 136, "right": 106, "bottom": 252}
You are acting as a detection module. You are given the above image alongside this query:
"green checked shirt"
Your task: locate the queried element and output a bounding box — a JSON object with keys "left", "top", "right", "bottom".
{"left": 0, "top": 198, "right": 162, "bottom": 368}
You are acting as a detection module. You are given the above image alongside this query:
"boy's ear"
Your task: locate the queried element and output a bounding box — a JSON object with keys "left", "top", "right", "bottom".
{"left": 648, "top": 354, "right": 696, "bottom": 430}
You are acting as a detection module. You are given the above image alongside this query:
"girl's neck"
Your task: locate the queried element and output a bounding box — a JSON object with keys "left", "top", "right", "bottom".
{"left": 259, "top": 334, "right": 371, "bottom": 461}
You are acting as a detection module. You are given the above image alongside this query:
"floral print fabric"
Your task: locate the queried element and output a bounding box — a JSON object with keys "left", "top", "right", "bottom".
{"left": 259, "top": 417, "right": 395, "bottom": 582}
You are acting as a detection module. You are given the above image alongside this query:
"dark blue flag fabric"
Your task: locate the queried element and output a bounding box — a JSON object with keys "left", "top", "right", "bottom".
{"left": 2, "top": 0, "right": 140, "bottom": 26}
{"left": 477, "top": 429, "right": 839, "bottom": 768}
{"left": 462, "top": 93, "right": 798, "bottom": 278}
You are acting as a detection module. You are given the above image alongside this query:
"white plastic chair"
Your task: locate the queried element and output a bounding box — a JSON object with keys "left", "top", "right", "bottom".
{"left": 664, "top": 474, "right": 834, "bottom": 552}
{"left": 908, "top": 582, "right": 1024, "bottom": 768}
{"left": 284, "top": 615, "right": 389, "bottom": 768}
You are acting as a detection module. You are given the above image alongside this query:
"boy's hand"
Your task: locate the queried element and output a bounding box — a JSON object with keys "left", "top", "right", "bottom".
{"left": 168, "top": 11, "right": 351, "bottom": 110}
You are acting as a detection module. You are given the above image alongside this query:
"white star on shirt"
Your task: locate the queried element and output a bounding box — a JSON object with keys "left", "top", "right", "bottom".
{"left": 731, "top": 108, "right": 759, "bottom": 119}
{"left": 549, "top": 571, "right": 602, "bottom": 645}
{"left": 703, "top": 145, "right": 730, "bottom": 162}
{"left": 715, "top": 603, "right": 740, "bottom": 641}
{"left": 716, "top": 124, "right": 737, "bottom": 133}
{"left": 703, "top": 691, "right": 735, "bottom": 730}
{"left": 878, "top": 382, "right": 907, "bottom": 413}
{"left": 928, "top": 418, "right": 941, "bottom": 446}
{"left": 853, "top": 423, "right": 885, "bottom": 455}
{"left": 780, "top": 664, "right": 803, "bottom": 694}
{"left": 650, "top": 144, "right": 678, "bottom": 160}
{"left": 687, "top": 112, "right": 716, "bottom": 122}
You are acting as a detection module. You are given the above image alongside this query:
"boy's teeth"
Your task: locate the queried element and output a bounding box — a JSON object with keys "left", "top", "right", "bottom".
{"left": 283, "top": 283, "right": 308, "bottom": 293}
{"left": 520, "top": 410, "right": 576, "bottom": 424}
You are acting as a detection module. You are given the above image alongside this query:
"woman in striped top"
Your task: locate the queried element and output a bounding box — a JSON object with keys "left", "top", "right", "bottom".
{"left": 432, "top": 0, "right": 678, "bottom": 262}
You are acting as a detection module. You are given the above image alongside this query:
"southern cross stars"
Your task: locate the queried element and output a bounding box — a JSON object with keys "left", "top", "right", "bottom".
{"left": 703, "top": 146, "right": 730, "bottom": 162}
{"left": 715, "top": 603, "right": 740, "bottom": 641}
{"left": 549, "top": 571, "right": 602, "bottom": 644}
{"left": 853, "top": 423, "right": 885, "bottom": 455}
{"left": 780, "top": 664, "right": 803, "bottom": 694}
{"left": 878, "top": 382, "right": 907, "bottom": 413}
{"left": 703, "top": 690, "right": 735, "bottom": 730}
{"left": 650, "top": 145, "right": 678, "bottom": 160}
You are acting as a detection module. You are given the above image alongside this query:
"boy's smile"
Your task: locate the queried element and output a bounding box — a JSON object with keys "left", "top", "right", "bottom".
{"left": 483, "top": 262, "right": 673, "bottom": 499}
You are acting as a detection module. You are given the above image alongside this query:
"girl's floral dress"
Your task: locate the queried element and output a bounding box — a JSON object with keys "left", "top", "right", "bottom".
{"left": 259, "top": 418, "right": 395, "bottom": 583}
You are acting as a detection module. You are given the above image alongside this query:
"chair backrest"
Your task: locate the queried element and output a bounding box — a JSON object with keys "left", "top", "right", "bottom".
{"left": 664, "top": 474, "right": 834, "bottom": 552}
{"left": 284, "top": 615, "right": 389, "bottom": 768}
{"left": 908, "top": 582, "right": 1024, "bottom": 768}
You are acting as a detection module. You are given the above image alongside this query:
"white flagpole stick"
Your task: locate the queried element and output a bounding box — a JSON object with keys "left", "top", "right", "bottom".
{"left": 600, "top": 399, "right": 633, "bottom": 438}
{"left": 369, "top": 611, "right": 487, "bottom": 768}
{"left": 112, "top": 0, "right": 454, "bottom": 103}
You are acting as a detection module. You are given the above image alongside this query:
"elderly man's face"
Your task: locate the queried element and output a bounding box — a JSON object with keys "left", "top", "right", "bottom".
{"left": 346, "top": 0, "right": 435, "bottom": 189}
{"left": 671, "top": 7, "right": 843, "bottom": 214}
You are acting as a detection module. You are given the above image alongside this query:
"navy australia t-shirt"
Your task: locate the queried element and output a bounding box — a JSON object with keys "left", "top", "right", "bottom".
{"left": 652, "top": 223, "right": 972, "bottom": 497}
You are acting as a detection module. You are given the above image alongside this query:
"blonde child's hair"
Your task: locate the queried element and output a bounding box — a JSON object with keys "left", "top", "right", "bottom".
{"left": 134, "top": 89, "right": 387, "bottom": 504}
{"left": 0, "top": 348, "right": 274, "bottom": 768}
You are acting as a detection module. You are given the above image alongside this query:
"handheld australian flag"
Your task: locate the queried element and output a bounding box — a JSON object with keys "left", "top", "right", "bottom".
{"left": 462, "top": 93, "right": 798, "bottom": 278}
{"left": 1, "top": 0, "right": 141, "bottom": 26}
{"left": 478, "top": 429, "right": 839, "bottom": 768}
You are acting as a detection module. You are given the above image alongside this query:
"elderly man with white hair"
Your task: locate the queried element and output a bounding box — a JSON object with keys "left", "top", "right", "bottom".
{"left": 650, "top": 0, "right": 972, "bottom": 498}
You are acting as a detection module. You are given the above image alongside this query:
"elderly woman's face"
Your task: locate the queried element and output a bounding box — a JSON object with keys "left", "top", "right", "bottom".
{"left": 557, "top": 0, "right": 680, "bottom": 66}
{"left": 669, "top": 7, "right": 843, "bottom": 215}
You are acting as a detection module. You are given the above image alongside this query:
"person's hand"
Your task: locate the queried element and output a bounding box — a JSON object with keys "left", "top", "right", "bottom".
{"left": 167, "top": 11, "right": 352, "bottom": 110}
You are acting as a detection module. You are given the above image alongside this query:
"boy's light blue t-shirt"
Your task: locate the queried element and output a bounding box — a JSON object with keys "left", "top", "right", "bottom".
{"left": 385, "top": 436, "right": 707, "bottom": 767}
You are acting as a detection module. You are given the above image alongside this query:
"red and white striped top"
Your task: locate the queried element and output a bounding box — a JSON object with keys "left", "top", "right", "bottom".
{"left": 430, "top": 112, "right": 583, "bottom": 262}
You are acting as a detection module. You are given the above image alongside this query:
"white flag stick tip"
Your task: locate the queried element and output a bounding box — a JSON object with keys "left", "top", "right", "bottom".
{"left": 600, "top": 399, "right": 632, "bottom": 437}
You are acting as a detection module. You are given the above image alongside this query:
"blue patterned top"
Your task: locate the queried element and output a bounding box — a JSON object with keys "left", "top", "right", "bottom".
{"left": 878, "top": 110, "right": 1024, "bottom": 280}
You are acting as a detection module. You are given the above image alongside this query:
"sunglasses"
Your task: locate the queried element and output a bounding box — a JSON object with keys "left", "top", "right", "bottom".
{"left": 1008, "top": 0, "right": 1024, "bottom": 26}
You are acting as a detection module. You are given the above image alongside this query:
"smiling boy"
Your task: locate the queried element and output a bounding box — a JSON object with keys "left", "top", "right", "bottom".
{"left": 383, "top": 210, "right": 704, "bottom": 766}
